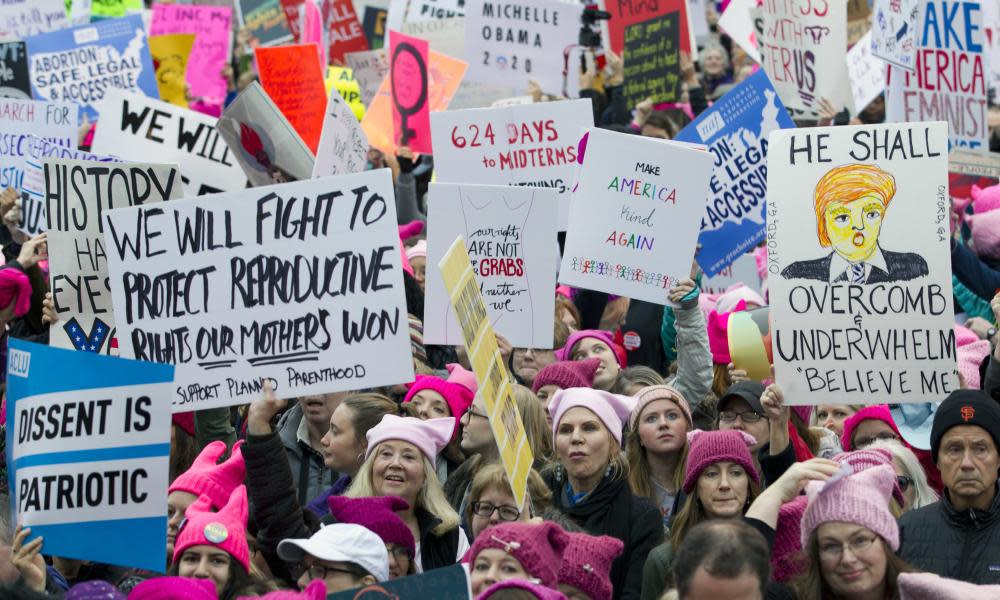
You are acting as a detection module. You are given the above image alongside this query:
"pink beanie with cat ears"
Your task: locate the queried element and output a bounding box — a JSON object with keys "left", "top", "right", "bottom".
{"left": 365, "top": 414, "right": 455, "bottom": 463}
{"left": 682, "top": 429, "right": 760, "bottom": 494}
{"left": 168, "top": 440, "right": 246, "bottom": 510}
{"left": 971, "top": 183, "right": 1000, "bottom": 214}
{"left": 549, "top": 388, "right": 636, "bottom": 446}
{"left": 800, "top": 464, "right": 899, "bottom": 550}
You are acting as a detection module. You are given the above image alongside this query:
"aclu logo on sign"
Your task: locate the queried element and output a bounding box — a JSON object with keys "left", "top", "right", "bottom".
{"left": 697, "top": 112, "right": 727, "bottom": 140}
{"left": 8, "top": 349, "right": 29, "bottom": 378}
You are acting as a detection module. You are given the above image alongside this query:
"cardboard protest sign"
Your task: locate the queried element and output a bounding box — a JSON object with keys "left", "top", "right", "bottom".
{"left": 425, "top": 183, "right": 558, "bottom": 347}
{"left": 150, "top": 4, "right": 233, "bottom": 115}
{"left": 6, "top": 338, "right": 173, "bottom": 572}
{"left": 768, "top": 122, "right": 957, "bottom": 404}
{"left": 325, "top": 0, "right": 369, "bottom": 63}
{"left": 217, "top": 82, "right": 315, "bottom": 187}
{"left": 623, "top": 13, "right": 681, "bottom": 107}
{"left": 26, "top": 15, "right": 159, "bottom": 122}
{"left": 465, "top": 0, "right": 582, "bottom": 95}
{"left": 718, "top": 0, "right": 762, "bottom": 63}
{"left": 886, "top": 0, "right": 987, "bottom": 150}
{"left": 430, "top": 99, "right": 593, "bottom": 227}
{"left": 237, "top": 0, "right": 294, "bottom": 47}
{"left": 674, "top": 71, "right": 795, "bottom": 277}
{"left": 149, "top": 34, "right": 195, "bottom": 108}
{"left": 103, "top": 170, "right": 414, "bottom": 410}
{"left": 345, "top": 49, "right": 388, "bottom": 107}
{"left": 388, "top": 30, "right": 432, "bottom": 153}
{"left": 328, "top": 565, "right": 470, "bottom": 600}
{"left": 847, "top": 32, "right": 886, "bottom": 116}
{"left": 362, "top": 6, "right": 387, "bottom": 49}
{"left": 326, "top": 66, "right": 365, "bottom": 119}
{"left": 91, "top": 0, "right": 142, "bottom": 19}
{"left": 92, "top": 90, "right": 249, "bottom": 196}
{"left": 872, "top": 0, "right": 919, "bottom": 70}
{"left": 606, "top": 0, "right": 694, "bottom": 55}
{"left": 701, "top": 252, "right": 763, "bottom": 296}
{"left": 46, "top": 160, "right": 184, "bottom": 354}
{"left": 312, "top": 88, "right": 368, "bottom": 177}
{"left": 439, "top": 236, "right": 534, "bottom": 511}
{"left": 255, "top": 44, "right": 327, "bottom": 153}
{"left": 406, "top": 0, "right": 464, "bottom": 22}
{"left": 948, "top": 148, "right": 1000, "bottom": 202}
{"left": 0, "top": 42, "right": 31, "bottom": 100}
{"left": 559, "top": 129, "right": 713, "bottom": 305}
{"left": 0, "top": 0, "right": 68, "bottom": 41}
{"left": 67, "top": 0, "right": 93, "bottom": 26}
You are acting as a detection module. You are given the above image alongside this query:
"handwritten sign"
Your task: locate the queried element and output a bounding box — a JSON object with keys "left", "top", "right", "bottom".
{"left": 6, "top": 338, "right": 173, "bottom": 572}
{"left": 406, "top": 0, "right": 464, "bottom": 21}
{"left": 675, "top": 70, "right": 795, "bottom": 277}
{"left": 237, "top": 0, "right": 293, "bottom": 47}
{"left": 345, "top": 48, "right": 388, "bottom": 107}
{"left": 103, "top": 170, "right": 414, "bottom": 410}
{"left": 149, "top": 34, "right": 195, "bottom": 108}
{"left": 623, "top": 13, "right": 681, "bottom": 107}
{"left": 847, "top": 32, "right": 886, "bottom": 116}
{"left": 92, "top": 89, "right": 248, "bottom": 196}
{"left": 606, "top": 0, "right": 694, "bottom": 55}
{"left": 326, "top": 67, "right": 366, "bottom": 119}
{"left": 0, "top": 0, "right": 68, "bottom": 41}
{"left": 768, "top": 122, "right": 957, "bottom": 405}
{"left": 0, "top": 42, "right": 30, "bottom": 99}
{"left": 559, "top": 128, "right": 713, "bottom": 305}
{"left": 886, "top": 0, "right": 987, "bottom": 149}
{"left": 718, "top": 0, "right": 762, "bottom": 63}
{"left": 256, "top": 44, "right": 327, "bottom": 153}
{"left": 426, "top": 183, "right": 557, "bottom": 347}
{"left": 312, "top": 88, "right": 368, "bottom": 177}
{"left": 150, "top": 4, "right": 233, "bottom": 115}
{"left": 26, "top": 15, "right": 159, "bottom": 122}
{"left": 872, "top": 0, "right": 919, "bottom": 70}
{"left": 388, "top": 30, "right": 431, "bottom": 153}
{"left": 325, "top": 0, "right": 369, "bottom": 63}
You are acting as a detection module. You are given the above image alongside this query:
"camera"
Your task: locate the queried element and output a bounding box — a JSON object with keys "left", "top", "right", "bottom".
{"left": 579, "top": 8, "right": 610, "bottom": 48}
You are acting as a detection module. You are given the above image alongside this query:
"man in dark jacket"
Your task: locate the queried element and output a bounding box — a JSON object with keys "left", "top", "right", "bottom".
{"left": 898, "top": 390, "right": 1000, "bottom": 584}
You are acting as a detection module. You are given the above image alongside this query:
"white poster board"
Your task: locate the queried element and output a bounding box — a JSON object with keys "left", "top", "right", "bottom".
{"left": 718, "top": 0, "right": 761, "bottom": 64}
{"left": 103, "top": 170, "right": 414, "bottom": 411}
{"left": 558, "top": 128, "right": 713, "bottom": 305}
{"left": 871, "top": 0, "right": 919, "bottom": 70}
{"left": 312, "top": 90, "right": 369, "bottom": 177}
{"left": 768, "top": 122, "right": 957, "bottom": 405}
{"left": 0, "top": 0, "right": 68, "bottom": 41}
{"left": 701, "top": 252, "right": 762, "bottom": 296}
{"left": 847, "top": 32, "right": 886, "bottom": 116}
{"left": 345, "top": 49, "right": 389, "bottom": 107}
{"left": 425, "top": 183, "right": 557, "bottom": 347}
{"left": 405, "top": 0, "right": 463, "bottom": 21}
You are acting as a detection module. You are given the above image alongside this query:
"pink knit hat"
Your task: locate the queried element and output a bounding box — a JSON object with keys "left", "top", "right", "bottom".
{"left": 531, "top": 358, "right": 601, "bottom": 393}
{"left": 715, "top": 284, "right": 765, "bottom": 313}
{"left": 468, "top": 521, "right": 570, "bottom": 589}
{"left": 128, "top": 576, "right": 218, "bottom": 599}
{"left": 365, "top": 414, "right": 455, "bottom": 462}
{"left": 403, "top": 375, "right": 473, "bottom": 436}
{"left": 898, "top": 572, "right": 1000, "bottom": 600}
{"left": 446, "top": 362, "right": 478, "bottom": 394}
{"left": 240, "top": 580, "right": 326, "bottom": 600}
{"left": 967, "top": 210, "right": 1000, "bottom": 260}
{"left": 840, "top": 405, "right": 901, "bottom": 451}
{"left": 406, "top": 239, "right": 427, "bottom": 261}
{"left": 630, "top": 385, "right": 692, "bottom": 430}
{"left": 557, "top": 532, "right": 623, "bottom": 600}
{"left": 173, "top": 485, "right": 251, "bottom": 572}
{"left": 556, "top": 329, "right": 627, "bottom": 368}
{"left": 479, "top": 580, "right": 568, "bottom": 600}
{"left": 800, "top": 464, "right": 899, "bottom": 550}
{"left": 548, "top": 388, "right": 637, "bottom": 446}
{"left": 327, "top": 495, "right": 415, "bottom": 555}
{"left": 971, "top": 183, "right": 1000, "bottom": 213}
{"left": 682, "top": 429, "right": 760, "bottom": 494}
{"left": 955, "top": 325, "right": 990, "bottom": 389}
{"left": 168, "top": 440, "right": 246, "bottom": 510}
{"left": 0, "top": 267, "right": 31, "bottom": 317}
{"left": 706, "top": 301, "right": 746, "bottom": 364}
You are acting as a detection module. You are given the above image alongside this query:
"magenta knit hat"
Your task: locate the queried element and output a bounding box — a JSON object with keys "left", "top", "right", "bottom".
{"left": 800, "top": 464, "right": 899, "bottom": 550}
{"left": 556, "top": 329, "right": 627, "bottom": 368}
{"left": 403, "top": 375, "right": 474, "bottom": 435}
{"left": 446, "top": 362, "right": 478, "bottom": 394}
{"left": 0, "top": 267, "right": 31, "bottom": 317}
{"left": 682, "top": 429, "right": 760, "bottom": 494}
{"left": 128, "top": 577, "right": 218, "bottom": 599}
{"left": 630, "top": 385, "right": 692, "bottom": 430}
{"left": 168, "top": 440, "right": 246, "bottom": 510}
{"left": 706, "top": 301, "right": 746, "bottom": 364}
{"left": 327, "top": 495, "right": 416, "bottom": 554}
{"left": 468, "top": 521, "right": 570, "bottom": 590}
{"left": 840, "top": 405, "right": 901, "bottom": 451}
{"left": 898, "top": 572, "right": 1000, "bottom": 600}
{"left": 549, "top": 388, "right": 637, "bottom": 446}
{"left": 365, "top": 414, "right": 455, "bottom": 462}
{"left": 557, "top": 532, "right": 624, "bottom": 600}
{"left": 531, "top": 358, "right": 602, "bottom": 393}
{"left": 173, "top": 485, "right": 251, "bottom": 572}
{"left": 479, "top": 580, "right": 568, "bottom": 600}
{"left": 240, "top": 580, "right": 326, "bottom": 600}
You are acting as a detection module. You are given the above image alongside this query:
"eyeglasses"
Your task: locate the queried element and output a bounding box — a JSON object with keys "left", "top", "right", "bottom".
{"left": 464, "top": 409, "right": 488, "bottom": 421}
{"left": 386, "top": 545, "right": 414, "bottom": 563}
{"left": 304, "top": 563, "right": 365, "bottom": 581}
{"left": 818, "top": 534, "right": 878, "bottom": 560}
{"left": 896, "top": 475, "right": 914, "bottom": 492}
{"left": 853, "top": 431, "right": 899, "bottom": 448}
{"left": 719, "top": 410, "right": 764, "bottom": 424}
{"left": 472, "top": 501, "right": 521, "bottom": 522}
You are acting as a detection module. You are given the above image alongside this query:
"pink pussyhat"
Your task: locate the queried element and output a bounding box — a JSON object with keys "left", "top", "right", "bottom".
{"left": 128, "top": 577, "right": 218, "bottom": 599}
{"left": 173, "top": 486, "right": 251, "bottom": 572}
{"left": 402, "top": 375, "right": 473, "bottom": 437}
{"left": 800, "top": 464, "right": 899, "bottom": 550}
{"left": 548, "top": 388, "right": 636, "bottom": 446}
{"left": 168, "top": 440, "right": 246, "bottom": 510}
{"left": 446, "top": 362, "right": 478, "bottom": 394}
{"left": 970, "top": 183, "right": 1000, "bottom": 213}
{"left": 365, "top": 414, "right": 455, "bottom": 462}
{"left": 706, "top": 300, "right": 746, "bottom": 364}
{"left": 468, "top": 521, "right": 570, "bottom": 589}
{"left": 966, "top": 210, "right": 1000, "bottom": 259}
{"left": 406, "top": 239, "right": 427, "bottom": 262}
{"left": 715, "top": 284, "right": 765, "bottom": 313}
{"left": 479, "top": 580, "right": 568, "bottom": 600}
{"left": 531, "top": 358, "right": 602, "bottom": 394}
{"left": 0, "top": 267, "right": 32, "bottom": 317}
{"left": 558, "top": 532, "right": 624, "bottom": 600}
{"left": 955, "top": 325, "right": 991, "bottom": 389}
{"left": 239, "top": 580, "right": 326, "bottom": 600}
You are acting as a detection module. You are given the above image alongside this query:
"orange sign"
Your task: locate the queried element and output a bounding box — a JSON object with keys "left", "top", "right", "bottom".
{"left": 255, "top": 43, "right": 327, "bottom": 153}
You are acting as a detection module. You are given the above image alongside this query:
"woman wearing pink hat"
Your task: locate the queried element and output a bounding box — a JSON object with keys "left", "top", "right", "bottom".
{"left": 556, "top": 331, "right": 627, "bottom": 391}
{"left": 467, "top": 521, "right": 570, "bottom": 597}
{"left": 545, "top": 388, "right": 662, "bottom": 600}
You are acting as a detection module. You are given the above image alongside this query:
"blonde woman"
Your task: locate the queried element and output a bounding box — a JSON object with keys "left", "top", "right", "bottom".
{"left": 869, "top": 438, "right": 939, "bottom": 512}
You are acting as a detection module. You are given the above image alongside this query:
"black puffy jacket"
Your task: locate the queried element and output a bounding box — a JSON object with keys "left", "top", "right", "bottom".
{"left": 898, "top": 487, "right": 1000, "bottom": 584}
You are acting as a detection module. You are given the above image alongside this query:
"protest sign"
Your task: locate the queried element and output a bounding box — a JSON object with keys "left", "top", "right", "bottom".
{"left": 237, "top": 0, "right": 294, "bottom": 47}
{"left": 0, "top": 0, "right": 68, "bottom": 41}
{"left": 91, "top": 0, "right": 142, "bottom": 19}
{"left": 346, "top": 48, "right": 389, "bottom": 107}
{"left": 675, "top": 71, "right": 795, "bottom": 277}
{"left": 279, "top": 0, "right": 305, "bottom": 42}
{"left": 872, "top": 0, "right": 919, "bottom": 70}
{"left": 465, "top": 0, "right": 582, "bottom": 95}
{"left": 328, "top": 565, "right": 470, "bottom": 600}
{"left": 606, "top": 0, "right": 695, "bottom": 55}
{"left": 760, "top": 0, "right": 851, "bottom": 112}
{"left": 847, "top": 32, "right": 886, "bottom": 116}
{"left": 623, "top": 13, "right": 681, "bottom": 107}
{"left": 217, "top": 82, "right": 315, "bottom": 187}
{"left": 701, "top": 252, "right": 763, "bottom": 296}
{"left": 326, "top": 67, "right": 365, "bottom": 119}
{"left": 388, "top": 30, "right": 431, "bottom": 153}
{"left": 46, "top": 160, "right": 183, "bottom": 355}
{"left": 425, "top": 183, "right": 557, "bottom": 347}
{"left": 92, "top": 89, "right": 249, "bottom": 195}
{"left": 439, "top": 236, "right": 533, "bottom": 512}
{"left": 362, "top": 6, "right": 387, "bottom": 49}
{"left": 430, "top": 99, "right": 593, "bottom": 227}
{"left": 26, "top": 15, "right": 159, "bottom": 122}
{"left": 312, "top": 87, "right": 368, "bottom": 177}
{"left": 256, "top": 44, "right": 327, "bottom": 153}
{"left": 718, "top": 0, "right": 762, "bottom": 63}
{"left": 6, "top": 338, "right": 173, "bottom": 572}
{"left": 886, "top": 0, "right": 987, "bottom": 149}
{"left": 325, "top": 0, "right": 369, "bottom": 63}
{"left": 768, "top": 122, "right": 957, "bottom": 405}
{"left": 149, "top": 34, "right": 195, "bottom": 108}
{"left": 948, "top": 148, "right": 1000, "bottom": 202}
{"left": 150, "top": 4, "right": 233, "bottom": 115}
{"left": 0, "top": 42, "right": 30, "bottom": 100}
{"left": 67, "top": 0, "right": 93, "bottom": 26}
{"left": 986, "top": 0, "right": 1000, "bottom": 94}
{"left": 406, "top": 0, "right": 464, "bottom": 22}
{"left": 559, "top": 128, "right": 713, "bottom": 305}
{"left": 103, "top": 170, "right": 414, "bottom": 410}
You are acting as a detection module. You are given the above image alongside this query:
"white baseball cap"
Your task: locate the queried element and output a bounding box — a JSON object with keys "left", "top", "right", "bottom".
{"left": 277, "top": 523, "right": 390, "bottom": 582}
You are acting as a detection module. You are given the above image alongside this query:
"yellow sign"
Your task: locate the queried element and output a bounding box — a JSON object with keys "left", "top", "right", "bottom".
{"left": 326, "top": 67, "right": 366, "bottom": 120}
{"left": 439, "top": 236, "right": 533, "bottom": 510}
{"left": 149, "top": 34, "right": 195, "bottom": 108}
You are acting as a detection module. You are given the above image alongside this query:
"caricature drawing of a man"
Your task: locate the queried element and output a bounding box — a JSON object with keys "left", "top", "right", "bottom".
{"left": 781, "top": 163, "right": 928, "bottom": 284}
